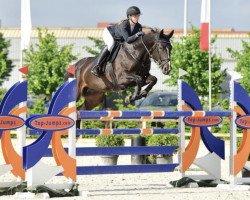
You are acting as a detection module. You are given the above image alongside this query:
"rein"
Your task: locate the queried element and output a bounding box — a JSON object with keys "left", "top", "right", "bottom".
{"left": 140, "top": 36, "right": 170, "bottom": 67}
{"left": 123, "top": 37, "right": 157, "bottom": 63}
{"left": 123, "top": 34, "right": 171, "bottom": 68}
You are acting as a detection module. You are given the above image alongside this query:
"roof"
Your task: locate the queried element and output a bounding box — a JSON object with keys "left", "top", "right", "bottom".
{"left": 173, "top": 29, "right": 250, "bottom": 38}
{"left": 0, "top": 27, "right": 104, "bottom": 38}
{"left": 0, "top": 27, "right": 249, "bottom": 39}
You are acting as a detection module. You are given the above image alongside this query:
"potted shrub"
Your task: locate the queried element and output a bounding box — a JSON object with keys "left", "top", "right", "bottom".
{"left": 95, "top": 134, "right": 125, "bottom": 165}
{"left": 147, "top": 134, "right": 178, "bottom": 164}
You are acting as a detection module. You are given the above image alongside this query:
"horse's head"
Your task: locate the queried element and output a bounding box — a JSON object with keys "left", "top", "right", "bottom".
{"left": 142, "top": 28, "right": 174, "bottom": 75}
{"left": 154, "top": 29, "right": 174, "bottom": 75}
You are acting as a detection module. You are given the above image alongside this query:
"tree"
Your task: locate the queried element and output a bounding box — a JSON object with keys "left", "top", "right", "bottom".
{"left": 0, "top": 32, "right": 15, "bottom": 86}
{"left": 166, "top": 27, "right": 225, "bottom": 107}
{"left": 83, "top": 36, "right": 104, "bottom": 55}
{"left": 24, "top": 28, "right": 77, "bottom": 100}
{"left": 228, "top": 35, "right": 250, "bottom": 93}
{"left": 0, "top": 88, "right": 7, "bottom": 102}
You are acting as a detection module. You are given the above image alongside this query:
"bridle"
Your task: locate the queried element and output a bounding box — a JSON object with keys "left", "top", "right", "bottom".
{"left": 123, "top": 34, "right": 171, "bottom": 68}
{"left": 140, "top": 36, "right": 171, "bottom": 67}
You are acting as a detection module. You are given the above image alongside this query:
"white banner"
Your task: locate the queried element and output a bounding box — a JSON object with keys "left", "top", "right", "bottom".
{"left": 21, "top": 0, "right": 32, "bottom": 50}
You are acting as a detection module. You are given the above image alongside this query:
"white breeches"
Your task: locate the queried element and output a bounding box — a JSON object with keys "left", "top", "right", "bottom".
{"left": 103, "top": 28, "right": 115, "bottom": 51}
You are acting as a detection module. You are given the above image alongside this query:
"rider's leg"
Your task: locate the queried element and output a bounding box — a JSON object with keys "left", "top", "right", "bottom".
{"left": 91, "top": 28, "right": 114, "bottom": 77}
{"left": 91, "top": 45, "right": 110, "bottom": 77}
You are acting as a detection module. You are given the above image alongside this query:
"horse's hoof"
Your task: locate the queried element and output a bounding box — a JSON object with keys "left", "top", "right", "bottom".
{"left": 125, "top": 96, "right": 130, "bottom": 104}
{"left": 140, "top": 90, "right": 148, "bottom": 97}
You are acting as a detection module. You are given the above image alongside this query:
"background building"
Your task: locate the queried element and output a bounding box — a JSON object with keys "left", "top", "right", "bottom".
{"left": 0, "top": 27, "right": 249, "bottom": 91}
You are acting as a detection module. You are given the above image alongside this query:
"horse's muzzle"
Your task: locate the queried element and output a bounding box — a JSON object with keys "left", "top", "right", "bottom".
{"left": 162, "top": 63, "right": 171, "bottom": 75}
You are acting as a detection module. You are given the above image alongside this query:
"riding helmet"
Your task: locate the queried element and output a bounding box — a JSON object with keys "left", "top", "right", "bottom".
{"left": 126, "top": 6, "right": 141, "bottom": 17}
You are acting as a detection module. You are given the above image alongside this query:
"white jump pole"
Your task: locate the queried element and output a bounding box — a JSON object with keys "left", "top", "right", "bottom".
{"left": 68, "top": 77, "right": 77, "bottom": 184}
{"left": 178, "top": 68, "right": 188, "bottom": 178}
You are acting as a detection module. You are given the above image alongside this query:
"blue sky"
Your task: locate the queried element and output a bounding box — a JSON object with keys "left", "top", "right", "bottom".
{"left": 0, "top": 0, "right": 249, "bottom": 31}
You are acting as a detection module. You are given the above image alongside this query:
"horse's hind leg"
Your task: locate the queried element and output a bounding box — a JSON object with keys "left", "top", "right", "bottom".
{"left": 76, "top": 90, "right": 105, "bottom": 129}
{"left": 83, "top": 90, "right": 105, "bottom": 110}
{"left": 76, "top": 87, "right": 85, "bottom": 129}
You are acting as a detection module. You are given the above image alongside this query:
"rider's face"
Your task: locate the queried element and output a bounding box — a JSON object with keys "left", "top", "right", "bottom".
{"left": 129, "top": 14, "right": 140, "bottom": 23}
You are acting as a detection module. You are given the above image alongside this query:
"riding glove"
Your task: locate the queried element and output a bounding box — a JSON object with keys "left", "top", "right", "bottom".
{"left": 136, "top": 31, "right": 144, "bottom": 37}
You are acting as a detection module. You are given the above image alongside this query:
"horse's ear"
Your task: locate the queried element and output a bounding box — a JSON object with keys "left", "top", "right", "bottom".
{"left": 165, "top": 29, "right": 174, "bottom": 39}
{"left": 160, "top": 29, "right": 174, "bottom": 40}
{"left": 159, "top": 29, "right": 164, "bottom": 39}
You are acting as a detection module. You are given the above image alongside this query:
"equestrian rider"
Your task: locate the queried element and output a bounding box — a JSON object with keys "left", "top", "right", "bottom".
{"left": 91, "top": 6, "right": 144, "bottom": 77}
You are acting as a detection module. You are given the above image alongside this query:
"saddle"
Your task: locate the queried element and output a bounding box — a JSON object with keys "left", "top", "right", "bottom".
{"left": 107, "top": 41, "right": 122, "bottom": 64}
{"left": 102, "top": 42, "right": 123, "bottom": 91}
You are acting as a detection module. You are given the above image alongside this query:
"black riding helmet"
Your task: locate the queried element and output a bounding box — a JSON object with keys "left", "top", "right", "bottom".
{"left": 126, "top": 6, "right": 141, "bottom": 18}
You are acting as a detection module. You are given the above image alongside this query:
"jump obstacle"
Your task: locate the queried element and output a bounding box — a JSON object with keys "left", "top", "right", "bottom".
{"left": 0, "top": 74, "right": 250, "bottom": 195}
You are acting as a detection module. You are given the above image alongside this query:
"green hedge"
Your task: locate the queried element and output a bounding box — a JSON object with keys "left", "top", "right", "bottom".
{"left": 96, "top": 134, "right": 125, "bottom": 147}
{"left": 146, "top": 134, "right": 179, "bottom": 163}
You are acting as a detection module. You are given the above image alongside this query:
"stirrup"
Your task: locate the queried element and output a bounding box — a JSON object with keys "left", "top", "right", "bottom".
{"left": 91, "top": 65, "right": 104, "bottom": 77}
{"left": 91, "top": 68, "right": 100, "bottom": 77}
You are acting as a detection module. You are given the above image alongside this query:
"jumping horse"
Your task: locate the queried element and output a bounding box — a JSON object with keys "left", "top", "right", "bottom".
{"left": 65, "top": 28, "right": 174, "bottom": 121}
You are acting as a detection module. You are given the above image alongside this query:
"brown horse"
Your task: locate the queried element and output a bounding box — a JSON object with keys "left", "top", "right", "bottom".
{"left": 66, "top": 28, "right": 174, "bottom": 113}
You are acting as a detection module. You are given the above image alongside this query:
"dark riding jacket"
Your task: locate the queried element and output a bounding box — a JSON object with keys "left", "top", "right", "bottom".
{"left": 107, "top": 19, "right": 142, "bottom": 43}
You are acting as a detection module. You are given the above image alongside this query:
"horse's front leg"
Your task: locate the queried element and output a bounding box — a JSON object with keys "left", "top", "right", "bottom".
{"left": 125, "top": 75, "right": 143, "bottom": 103}
{"left": 139, "top": 74, "right": 157, "bottom": 98}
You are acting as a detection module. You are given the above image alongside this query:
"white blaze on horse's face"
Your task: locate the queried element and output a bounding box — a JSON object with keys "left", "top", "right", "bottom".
{"left": 161, "top": 29, "right": 174, "bottom": 75}
{"left": 165, "top": 46, "right": 172, "bottom": 74}
{"left": 153, "top": 42, "right": 172, "bottom": 75}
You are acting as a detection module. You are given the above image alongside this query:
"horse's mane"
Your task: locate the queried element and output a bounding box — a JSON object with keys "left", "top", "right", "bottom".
{"left": 142, "top": 26, "right": 174, "bottom": 37}
{"left": 131, "top": 26, "right": 173, "bottom": 48}
{"left": 142, "top": 26, "right": 160, "bottom": 34}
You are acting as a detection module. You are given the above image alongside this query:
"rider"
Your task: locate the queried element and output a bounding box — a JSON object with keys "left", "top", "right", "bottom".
{"left": 91, "top": 6, "right": 145, "bottom": 77}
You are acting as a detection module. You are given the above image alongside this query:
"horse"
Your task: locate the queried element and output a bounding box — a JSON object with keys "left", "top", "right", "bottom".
{"left": 65, "top": 27, "right": 174, "bottom": 119}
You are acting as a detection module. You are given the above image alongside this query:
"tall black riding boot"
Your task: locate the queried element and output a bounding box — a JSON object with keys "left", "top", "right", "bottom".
{"left": 91, "top": 46, "right": 110, "bottom": 77}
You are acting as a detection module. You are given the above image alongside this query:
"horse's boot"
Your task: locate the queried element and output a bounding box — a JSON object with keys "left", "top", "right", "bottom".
{"left": 91, "top": 46, "right": 110, "bottom": 77}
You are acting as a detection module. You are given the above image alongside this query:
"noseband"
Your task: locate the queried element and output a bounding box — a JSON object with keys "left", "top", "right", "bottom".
{"left": 140, "top": 36, "right": 171, "bottom": 67}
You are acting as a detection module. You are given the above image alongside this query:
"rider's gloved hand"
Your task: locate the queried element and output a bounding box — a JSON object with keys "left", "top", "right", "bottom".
{"left": 136, "top": 31, "right": 144, "bottom": 37}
